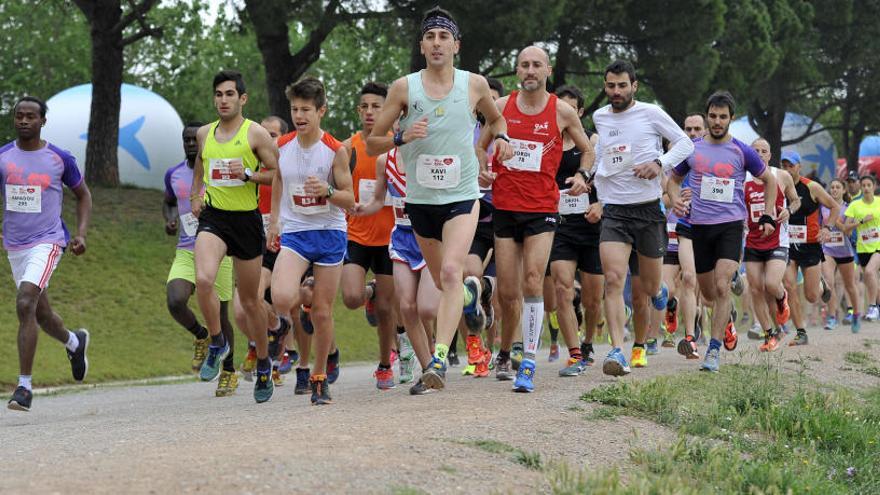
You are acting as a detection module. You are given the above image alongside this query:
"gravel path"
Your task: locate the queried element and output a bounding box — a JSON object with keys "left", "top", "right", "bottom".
{"left": 2, "top": 324, "right": 878, "bottom": 494}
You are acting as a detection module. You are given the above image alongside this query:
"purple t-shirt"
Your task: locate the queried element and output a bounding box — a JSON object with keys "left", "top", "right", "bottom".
{"left": 0, "top": 141, "right": 83, "bottom": 251}
{"left": 673, "top": 137, "right": 765, "bottom": 225}
{"left": 164, "top": 161, "right": 198, "bottom": 250}
{"left": 820, "top": 204, "right": 855, "bottom": 258}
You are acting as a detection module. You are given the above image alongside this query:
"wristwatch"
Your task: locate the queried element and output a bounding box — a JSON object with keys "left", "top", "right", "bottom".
{"left": 578, "top": 169, "right": 591, "bottom": 183}
{"left": 653, "top": 158, "right": 663, "bottom": 169}
{"left": 243, "top": 168, "right": 253, "bottom": 182}
{"left": 494, "top": 133, "right": 510, "bottom": 143}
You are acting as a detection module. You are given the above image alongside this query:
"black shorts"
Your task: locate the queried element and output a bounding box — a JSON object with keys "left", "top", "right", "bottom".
{"left": 469, "top": 221, "right": 494, "bottom": 261}
{"left": 493, "top": 209, "right": 558, "bottom": 243}
{"left": 789, "top": 243, "right": 824, "bottom": 268}
{"left": 344, "top": 240, "right": 393, "bottom": 276}
{"left": 744, "top": 246, "right": 788, "bottom": 263}
{"left": 600, "top": 200, "right": 667, "bottom": 258}
{"left": 197, "top": 206, "right": 264, "bottom": 260}
{"left": 550, "top": 223, "right": 602, "bottom": 275}
{"left": 675, "top": 223, "right": 693, "bottom": 240}
{"left": 690, "top": 221, "right": 744, "bottom": 274}
{"left": 832, "top": 256, "right": 854, "bottom": 265}
{"left": 858, "top": 252, "right": 880, "bottom": 267}
{"left": 262, "top": 248, "right": 278, "bottom": 271}
{"left": 663, "top": 251, "right": 680, "bottom": 265}
{"left": 406, "top": 200, "right": 476, "bottom": 241}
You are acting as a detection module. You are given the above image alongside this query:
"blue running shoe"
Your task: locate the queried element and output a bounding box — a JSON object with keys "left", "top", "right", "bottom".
{"left": 421, "top": 356, "right": 447, "bottom": 390}
{"left": 327, "top": 349, "right": 340, "bottom": 384}
{"left": 651, "top": 283, "right": 669, "bottom": 311}
{"left": 199, "top": 343, "right": 229, "bottom": 382}
{"left": 278, "top": 351, "right": 295, "bottom": 374}
{"left": 646, "top": 339, "right": 659, "bottom": 355}
{"left": 824, "top": 315, "right": 838, "bottom": 331}
{"left": 843, "top": 308, "right": 854, "bottom": 325}
{"left": 294, "top": 367, "right": 310, "bottom": 395}
{"left": 513, "top": 359, "right": 536, "bottom": 392}
{"left": 558, "top": 357, "right": 587, "bottom": 377}
{"left": 462, "top": 276, "right": 486, "bottom": 332}
{"left": 852, "top": 315, "right": 861, "bottom": 334}
{"left": 602, "top": 348, "right": 631, "bottom": 377}
{"left": 700, "top": 347, "right": 720, "bottom": 373}
{"left": 254, "top": 367, "right": 274, "bottom": 403}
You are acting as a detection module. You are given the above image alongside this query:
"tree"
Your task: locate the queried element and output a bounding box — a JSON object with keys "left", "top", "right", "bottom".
{"left": 73, "top": 0, "right": 162, "bottom": 186}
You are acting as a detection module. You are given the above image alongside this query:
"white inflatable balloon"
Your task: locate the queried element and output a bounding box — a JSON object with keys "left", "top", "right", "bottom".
{"left": 43, "top": 83, "right": 184, "bottom": 189}
{"left": 729, "top": 113, "right": 837, "bottom": 184}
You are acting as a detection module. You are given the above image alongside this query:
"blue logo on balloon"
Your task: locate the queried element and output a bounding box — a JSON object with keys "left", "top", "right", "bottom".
{"left": 79, "top": 115, "right": 150, "bottom": 170}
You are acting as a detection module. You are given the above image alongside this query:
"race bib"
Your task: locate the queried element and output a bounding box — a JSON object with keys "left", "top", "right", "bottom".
{"left": 860, "top": 226, "right": 879, "bottom": 244}
{"left": 5, "top": 185, "right": 41, "bottom": 213}
{"left": 749, "top": 201, "right": 765, "bottom": 223}
{"left": 667, "top": 223, "right": 678, "bottom": 246}
{"left": 826, "top": 230, "right": 845, "bottom": 247}
{"left": 416, "top": 155, "right": 460, "bottom": 189}
{"left": 180, "top": 212, "right": 199, "bottom": 237}
{"left": 262, "top": 213, "right": 271, "bottom": 234}
{"left": 503, "top": 139, "right": 543, "bottom": 172}
{"left": 291, "top": 184, "right": 329, "bottom": 215}
{"left": 392, "top": 197, "right": 410, "bottom": 226}
{"left": 209, "top": 158, "right": 245, "bottom": 187}
{"left": 789, "top": 224, "right": 807, "bottom": 244}
{"left": 699, "top": 177, "right": 734, "bottom": 203}
{"left": 604, "top": 143, "right": 633, "bottom": 174}
{"left": 558, "top": 189, "right": 588, "bottom": 215}
{"left": 358, "top": 179, "right": 392, "bottom": 206}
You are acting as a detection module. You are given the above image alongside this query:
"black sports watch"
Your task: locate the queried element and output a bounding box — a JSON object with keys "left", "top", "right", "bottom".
{"left": 243, "top": 168, "right": 253, "bottom": 182}
{"left": 578, "top": 169, "right": 591, "bottom": 183}
{"left": 494, "top": 133, "right": 510, "bottom": 143}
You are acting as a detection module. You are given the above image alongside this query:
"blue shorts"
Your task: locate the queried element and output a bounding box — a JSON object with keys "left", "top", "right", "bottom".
{"left": 281, "top": 230, "right": 347, "bottom": 266}
{"left": 389, "top": 227, "right": 425, "bottom": 271}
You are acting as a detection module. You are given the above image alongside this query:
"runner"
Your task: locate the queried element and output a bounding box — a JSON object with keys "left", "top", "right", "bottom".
{"left": 781, "top": 151, "right": 838, "bottom": 345}
{"left": 267, "top": 76, "right": 354, "bottom": 405}
{"left": 163, "top": 121, "right": 237, "bottom": 396}
{"left": 593, "top": 60, "right": 694, "bottom": 376}
{"left": 844, "top": 175, "right": 880, "bottom": 322}
{"left": 342, "top": 82, "right": 398, "bottom": 390}
{"left": 667, "top": 91, "right": 777, "bottom": 372}
{"left": 191, "top": 70, "right": 278, "bottom": 403}
{"left": 821, "top": 178, "right": 860, "bottom": 332}
{"left": 4, "top": 96, "right": 92, "bottom": 411}
{"left": 366, "top": 7, "right": 513, "bottom": 391}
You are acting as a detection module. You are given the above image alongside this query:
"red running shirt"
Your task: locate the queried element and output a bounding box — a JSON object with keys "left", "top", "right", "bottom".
{"left": 744, "top": 178, "right": 784, "bottom": 250}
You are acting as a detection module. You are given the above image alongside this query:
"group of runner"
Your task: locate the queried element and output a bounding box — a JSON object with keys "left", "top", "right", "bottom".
{"left": 6, "top": 7, "right": 880, "bottom": 410}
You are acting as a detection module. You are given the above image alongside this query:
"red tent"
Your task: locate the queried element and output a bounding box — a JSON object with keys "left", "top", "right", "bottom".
{"left": 836, "top": 157, "right": 880, "bottom": 179}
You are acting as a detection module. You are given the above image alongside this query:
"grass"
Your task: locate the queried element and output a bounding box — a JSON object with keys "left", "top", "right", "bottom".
{"left": 454, "top": 438, "right": 543, "bottom": 471}
{"left": 0, "top": 187, "right": 383, "bottom": 389}
{"left": 562, "top": 362, "right": 880, "bottom": 494}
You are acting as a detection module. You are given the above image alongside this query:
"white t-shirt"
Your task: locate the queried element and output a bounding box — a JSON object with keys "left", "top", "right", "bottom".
{"left": 592, "top": 101, "right": 693, "bottom": 205}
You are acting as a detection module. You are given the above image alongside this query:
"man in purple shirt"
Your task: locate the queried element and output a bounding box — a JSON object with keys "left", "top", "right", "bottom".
{"left": 667, "top": 91, "right": 777, "bottom": 373}
{"left": 3, "top": 96, "right": 92, "bottom": 411}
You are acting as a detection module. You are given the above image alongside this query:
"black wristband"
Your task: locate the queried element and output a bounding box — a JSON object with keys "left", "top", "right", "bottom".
{"left": 578, "top": 169, "right": 591, "bottom": 183}
{"left": 653, "top": 158, "right": 663, "bottom": 169}
{"left": 494, "top": 133, "right": 510, "bottom": 143}
{"left": 758, "top": 214, "right": 777, "bottom": 229}
{"left": 393, "top": 130, "right": 405, "bottom": 147}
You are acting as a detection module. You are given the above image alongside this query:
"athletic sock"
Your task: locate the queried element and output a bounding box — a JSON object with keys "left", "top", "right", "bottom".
{"left": 708, "top": 338, "right": 722, "bottom": 352}
{"left": 18, "top": 375, "right": 32, "bottom": 391}
{"left": 498, "top": 349, "right": 511, "bottom": 361}
{"left": 522, "top": 297, "right": 544, "bottom": 361}
{"left": 257, "top": 357, "right": 271, "bottom": 372}
{"left": 797, "top": 328, "right": 807, "bottom": 336}
{"left": 65, "top": 330, "right": 79, "bottom": 352}
{"left": 580, "top": 342, "right": 593, "bottom": 356}
{"left": 633, "top": 342, "right": 645, "bottom": 349}
{"left": 434, "top": 343, "right": 449, "bottom": 363}
{"left": 210, "top": 333, "right": 225, "bottom": 348}
{"left": 222, "top": 353, "right": 235, "bottom": 372}
{"left": 667, "top": 297, "right": 678, "bottom": 312}
{"left": 186, "top": 321, "right": 209, "bottom": 340}
{"left": 378, "top": 363, "right": 391, "bottom": 370}
{"left": 462, "top": 282, "right": 475, "bottom": 307}
{"left": 396, "top": 325, "right": 406, "bottom": 335}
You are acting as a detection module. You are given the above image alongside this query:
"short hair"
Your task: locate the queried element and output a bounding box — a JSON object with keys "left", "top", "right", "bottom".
{"left": 485, "top": 77, "right": 505, "bottom": 97}
{"left": 285, "top": 76, "right": 327, "bottom": 109}
{"left": 860, "top": 175, "right": 877, "bottom": 185}
{"left": 360, "top": 81, "right": 388, "bottom": 99}
{"left": 213, "top": 70, "right": 246, "bottom": 95}
{"left": 685, "top": 112, "right": 709, "bottom": 128}
{"left": 705, "top": 90, "right": 736, "bottom": 116}
{"left": 14, "top": 96, "right": 48, "bottom": 118}
{"left": 604, "top": 60, "right": 636, "bottom": 83}
{"left": 555, "top": 85, "right": 584, "bottom": 110}
{"left": 182, "top": 121, "right": 205, "bottom": 133}
{"left": 261, "top": 116, "right": 289, "bottom": 134}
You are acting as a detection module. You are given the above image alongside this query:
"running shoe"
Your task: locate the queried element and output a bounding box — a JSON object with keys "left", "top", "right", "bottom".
{"left": 651, "top": 283, "right": 669, "bottom": 311}
{"left": 759, "top": 332, "right": 781, "bottom": 352}
{"left": 466, "top": 335, "right": 484, "bottom": 365}
{"left": 580, "top": 343, "right": 595, "bottom": 366}
{"left": 280, "top": 350, "right": 297, "bottom": 373}
{"left": 548, "top": 343, "right": 560, "bottom": 362}
{"left": 399, "top": 334, "right": 416, "bottom": 384}
{"left": 677, "top": 336, "right": 699, "bottom": 359}
{"left": 300, "top": 305, "right": 314, "bottom": 334}
{"left": 662, "top": 332, "right": 675, "bottom": 348}
{"left": 788, "top": 331, "right": 809, "bottom": 346}
{"left": 267, "top": 317, "right": 290, "bottom": 360}
{"left": 215, "top": 370, "right": 239, "bottom": 397}
{"left": 294, "top": 368, "right": 310, "bottom": 395}
{"left": 447, "top": 351, "right": 460, "bottom": 367}
{"left": 192, "top": 336, "right": 209, "bottom": 372}
{"left": 747, "top": 322, "right": 763, "bottom": 340}
{"left": 513, "top": 359, "right": 536, "bottom": 393}
{"left": 723, "top": 321, "right": 738, "bottom": 351}
{"left": 374, "top": 367, "right": 395, "bottom": 390}
{"left": 631, "top": 346, "right": 647, "bottom": 368}
{"left": 843, "top": 308, "right": 854, "bottom": 325}
{"left": 700, "top": 347, "right": 720, "bottom": 373}
{"left": 199, "top": 343, "right": 229, "bottom": 382}
{"left": 462, "top": 276, "right": 486, "bottom": 332}
{"left": 866, "top": 306, "right": 880, "bottom": 322}
{"left": 481, "top": 276, "right": 495, "bottom": 330}
{"left": 664, "top": 299, "right": 679, "bottom": 334}
{"left": 364, "top": 279, "right": 378, "bottom": 327}
{"left": 421, "top": 357, "right": 447, "bottom": 390}
{"left": 310, "top": 375, "right": 332, "bottom": 405}
{"left": 573, "top": 286, "right": 584, "bottom": 329}
{"left": 820, "top": 278, "right": 831, "bottom": 304}
{"left": 603, "top": 348, "right": 631, "bottom": 376}
{"left": 66, "top": 328, "right": 90, "bottom": 382}
{"left": 272, "top": 368, "right": 284, "bottom": 387}
{"left": 731, "top": 270, "right": 744, "bottom": 296}
{"left": 240, "top": 345, "right": 257, "bottom": 382}
{"left": 409, "top": 376, "right": 435, "bottom": 395}
{"left": 559, "top": 357, "right": 588, "bottom": 377}
{"left": 473, "top": 348, "right": 491, "bottom": 377}
{"left": 7, "top": 386, "right": 32, "bottom": 412}
{"left": 461, "top": 364, "right": 476, "bottom": 376}
{"left": 511, "top": 342, "right": 524, "bottom": 372}
{"left": 775, "top": 290, "right": 791, "bottom": 325}
{"left": 824, "top": 315, "right": 838, "bottom": 331}
{"left": 495, "top": 354, "right": 514, "bottom": 381}
{"left": 254, "top": 367, "right": 274, "bottom": 403}
{"left": 646, "top": 339, "right": 659, "bottom": 355}
{"left": 852, "top": 315, "right": 862, "bottom": 333}
{"left": 327, "top": 349, "right": 340, "bottom": 384}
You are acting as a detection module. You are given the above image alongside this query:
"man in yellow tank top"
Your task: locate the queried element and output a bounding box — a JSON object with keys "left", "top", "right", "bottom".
{"left": 190, "top": 70, "right": 280, "bottom": 404}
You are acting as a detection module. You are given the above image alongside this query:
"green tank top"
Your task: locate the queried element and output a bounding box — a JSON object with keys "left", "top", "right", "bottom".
{"left": 201, "top": 119, "right": 259, "bottom": 211}
{"left": 399, "top": 69, "right": 479, "bottom": 205}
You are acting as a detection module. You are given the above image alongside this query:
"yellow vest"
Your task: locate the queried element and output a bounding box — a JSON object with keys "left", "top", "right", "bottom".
{"left": 201, "top": 119, "right": 259, "bottom": 211}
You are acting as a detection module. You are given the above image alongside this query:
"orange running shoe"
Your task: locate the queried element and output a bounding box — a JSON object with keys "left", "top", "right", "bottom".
{"left": 466, "top": 335, "right": 483, "bottom": 365}
{"left": 723, "top": 320, "right": 738, "bottom": 351}
{"left": 759, "top": 331, "right": 781, "bottom": 352}
{"left": 473, "top": 348, "right": 491, "bottom": 377}
{"left": 664, "top": 302, "right": 678, "bottom": 334}
{"left": 775, "top": 290, "right": 791, "bottom": 326}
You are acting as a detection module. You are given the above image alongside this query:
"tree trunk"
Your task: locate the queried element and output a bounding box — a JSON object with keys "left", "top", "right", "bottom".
{"left": 551, "top": 26, "right": 572, "bottom": 90}
{"left": 245, "top": 0, "right": 294, "bottom": 126}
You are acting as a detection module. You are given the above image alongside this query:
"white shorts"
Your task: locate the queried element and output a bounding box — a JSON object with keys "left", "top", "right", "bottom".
{"left": 7, "top": 243, "right": 63, "bottom": 290}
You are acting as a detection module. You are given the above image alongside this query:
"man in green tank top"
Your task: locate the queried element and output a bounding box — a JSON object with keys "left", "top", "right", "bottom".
{"left": 190, "top": 70, "right": 280, "bottom": 403}
{"left": 366, "top": 7, "right": 513, "bottom": 394}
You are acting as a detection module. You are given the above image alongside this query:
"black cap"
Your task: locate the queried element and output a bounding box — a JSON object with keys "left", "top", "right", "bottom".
{"left": 847, "top": 170, "right": 859, "bottom": 181}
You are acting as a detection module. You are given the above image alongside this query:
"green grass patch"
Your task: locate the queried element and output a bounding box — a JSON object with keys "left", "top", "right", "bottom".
{"left": 584, "top": 405, "right": 621, "bottom": 421}
{"left": 454, "top": 438, "right": 542, "bottom": 470}
{"left": 574, "top": 363, "right": 880, "bottom": 494}
{"left": 845, "top": 351, "right": 874, "bottom": 366}
{"left": 0, "top": 187, "right": 384, "bottom": 389}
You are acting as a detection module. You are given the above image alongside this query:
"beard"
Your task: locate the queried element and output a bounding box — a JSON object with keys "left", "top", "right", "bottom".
{"left": 609, "top": 92, "right": 633, "bottom": 110}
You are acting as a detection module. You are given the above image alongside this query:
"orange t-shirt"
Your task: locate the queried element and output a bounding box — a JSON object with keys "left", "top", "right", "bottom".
{"left": 347, "top": 131, "right": 394, "bottom": 246}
